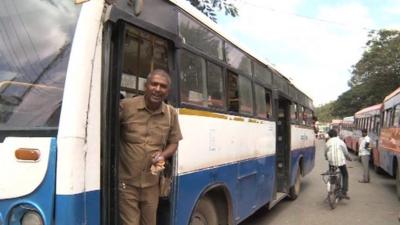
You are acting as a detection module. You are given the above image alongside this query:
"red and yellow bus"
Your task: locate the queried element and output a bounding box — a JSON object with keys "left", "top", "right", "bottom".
{"left": 378, "top": 87, "right": 400, "bottom": 198}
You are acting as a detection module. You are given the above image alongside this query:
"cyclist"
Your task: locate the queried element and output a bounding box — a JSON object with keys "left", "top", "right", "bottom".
{"left": 324, "top": 129, "right": 352, "bottom": 199}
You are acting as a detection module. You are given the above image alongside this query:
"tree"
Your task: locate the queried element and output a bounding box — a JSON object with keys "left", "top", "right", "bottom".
{"left": 329, "top": 29, "right": 400, "bottom": 118}
{"left": 348, "top": 29, "right": 400, "bottom": 104}
{"left": 187, "top": 0, "right": 239, "bottom": 22}
{"left": 315, "top": 101, "right": 336, "bottom": 122}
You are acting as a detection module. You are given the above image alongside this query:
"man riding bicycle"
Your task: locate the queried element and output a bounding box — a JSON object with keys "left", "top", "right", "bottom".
{"left": 324, "top": 129, "right": 352, "bottom": 200}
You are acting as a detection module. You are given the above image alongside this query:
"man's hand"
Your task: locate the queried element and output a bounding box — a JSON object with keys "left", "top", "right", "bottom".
{"left": 348, "top": 157, "right": 353, "bottom": 162}
{"left": 151, "top": 151, "right": 166, "bottom": 175}
{"left": 152, "top": 151, "right": 165, "bottom": 164}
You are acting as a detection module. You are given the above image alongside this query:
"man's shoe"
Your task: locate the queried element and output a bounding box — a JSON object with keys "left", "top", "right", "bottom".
{"left": 342, "top": 193, "right": 350, "bottom": 200}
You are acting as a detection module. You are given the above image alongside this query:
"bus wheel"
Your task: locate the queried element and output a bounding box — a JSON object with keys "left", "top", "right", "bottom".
{"left": 288, "top": 168, "right": 301, "bottom": 200}
{"left": 373, "top": 164, "right": 383, "bottom": 174}
{"left": 190, "top": 197, "right": 218, "bottom": 225}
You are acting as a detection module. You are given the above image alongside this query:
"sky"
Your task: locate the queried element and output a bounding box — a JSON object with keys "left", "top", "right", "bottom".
{"left": 213, "top": 0, "right": 400, "bottom": 106}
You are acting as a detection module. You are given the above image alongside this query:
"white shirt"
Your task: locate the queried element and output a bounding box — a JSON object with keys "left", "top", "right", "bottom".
{"left": 358, "top": 135, "right": 371, "bottom": 156}
{"left": 325, "top": 137, "right": 350, "bottom": 166}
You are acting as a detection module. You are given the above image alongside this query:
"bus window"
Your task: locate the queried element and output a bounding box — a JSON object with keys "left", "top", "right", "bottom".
{"left": 254, "top": 84, "right": 270, "bottom": 118}
{"left": 0, "top": 0, "right": 80, "bottom": 129}
{"left": 180, "top": 50, "right": 206, "bottom": 106}
{"left": 239, "top": 75, "right": 253, "bottom": 115}
{"left": 265, "top": 91, "right": 272, "bottom": 118}
{"left": 253, "top": 62, "right": 272, "bottom": 86}
{"left": 206, "top": 62, "right": 224, "bottom": 109}
{"left": 290, "top": 103, "right": 298, "bottom": 122}
{"left": 394, "top": 105, "right": 400, "bottom": 127}
{"left": 225, "top": 43, "right": 252, "bottom": 75}
{"left": 179, "top": 13, "right": 224, "bottom": 60}
{"left": 300, "top": 106, "right": 306, "bottom": 125}
{"left": 227, "top": 71, "right": 239, "bottom": 112}
{"left": 122, "top": 26, "right": 169, "bottom": 97}
{"left": 305, "top": 108, "right": 313, "bottom": 126}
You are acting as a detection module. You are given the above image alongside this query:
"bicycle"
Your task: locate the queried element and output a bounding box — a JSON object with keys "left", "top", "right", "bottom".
{"left": 321, "top": 166, "right": 344, "bottom": 209}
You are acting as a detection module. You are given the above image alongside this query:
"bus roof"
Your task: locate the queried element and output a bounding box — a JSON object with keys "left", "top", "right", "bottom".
{"left": 384, "top": 86, "right": 400, "bottom": 103}
{"left": 342, "top": 116, "right": 354, "bottom": 123}
{"left": 331, "top": 119, "right": 343, "bottom": 125}
{"left": 168, "top": 0, "right": 313, "bottom": 103}
{"left": 354, "top": 103, "right": 382, "bottom": 117}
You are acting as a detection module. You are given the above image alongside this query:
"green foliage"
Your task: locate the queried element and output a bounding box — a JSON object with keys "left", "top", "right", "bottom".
{"left": 187, "top": 0, "right": 239, "bottom": 22}
{"left": 315, "top": 101, "right": 336, "bottom": 122}
{"left": 322, "top": 29, "right": 400, "bottom": 118}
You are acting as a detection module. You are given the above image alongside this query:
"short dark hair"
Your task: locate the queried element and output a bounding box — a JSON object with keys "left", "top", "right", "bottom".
{"left": 146, "top": 69, "right": 171, "bottom": 86}
{"left": 328, "top": 129, "right": 337, "bottom": 138}
{"left": 362, "top": 128, "right": 368, "bottom": 133}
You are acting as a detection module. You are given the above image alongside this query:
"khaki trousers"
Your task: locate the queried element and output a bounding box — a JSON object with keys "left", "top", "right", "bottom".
{"left": 361, "top": 155, "right": 370, "bottom": 182}
{"left": 119, "top": 183, "right": 160, "bottom": 225}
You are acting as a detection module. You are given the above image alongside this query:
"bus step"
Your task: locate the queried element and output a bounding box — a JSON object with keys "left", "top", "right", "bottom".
{"left": 268, "top": 192, "right": 287, "bottom": 209}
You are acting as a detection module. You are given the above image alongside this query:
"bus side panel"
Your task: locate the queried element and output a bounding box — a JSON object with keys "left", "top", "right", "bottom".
{"left": 175, "top": 111, "right": 276, "bottom": 225}
{"left": 379, "top": 148, "right": 397, "bottom": 176}
{"left": 379, "top": 128, "right": 400, "bottom": 176}
{"left": 55, "top": 190, "right": 100, "bottom": 225}
{"left": 290, "top": 126, "right": 315, "bottom": 186}
{"left": 0, "top": 138, "right": 56, "bottom": 225}
{"left": 174, "top": 155, "right": 275, "bottom": 225}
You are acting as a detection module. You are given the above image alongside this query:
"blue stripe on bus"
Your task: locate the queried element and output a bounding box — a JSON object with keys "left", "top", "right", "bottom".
{"left": 174, "top": 146, "right": 315, "bottom": 225}
{"left": 55, "top": 190, "right": 100, "bottom": 225}
{"left": 290, "top": 146, "right": 316, "bottom": 186}
{"left": 0, "top": 138, "right": 57, "bottom": 225}
{"left": 379, "top": 147, "right": 398, "bottom": 176}
{"left": 174, "top": 155, "right": 276, "bottom": 225}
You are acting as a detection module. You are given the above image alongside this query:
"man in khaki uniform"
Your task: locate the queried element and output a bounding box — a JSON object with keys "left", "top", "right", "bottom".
{"left": 119, "top": 69, "right": 183, "bottom": 225}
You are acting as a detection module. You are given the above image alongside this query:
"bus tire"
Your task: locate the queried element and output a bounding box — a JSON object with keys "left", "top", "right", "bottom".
{"left": 373, "top": 164, "right": 383, "bottom": 174}
{"left": 190, "top": 196, "right": 218, "bottom": 225}
{"left": 288, "top": 168, "right": 301, "bottom": 200}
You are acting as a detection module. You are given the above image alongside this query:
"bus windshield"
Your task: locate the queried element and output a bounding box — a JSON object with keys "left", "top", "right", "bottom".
{"left": 0, "top": 0, "right": 80, "bottom": 129}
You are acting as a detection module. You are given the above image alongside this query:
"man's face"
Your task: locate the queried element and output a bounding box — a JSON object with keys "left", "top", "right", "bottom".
{"left": 144, "top": 74, "right": 170, "bottom": 108}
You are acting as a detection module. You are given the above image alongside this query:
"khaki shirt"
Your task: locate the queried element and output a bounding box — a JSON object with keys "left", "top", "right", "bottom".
{"left": 119, "top": 96, "right": 182, "bottom": 188}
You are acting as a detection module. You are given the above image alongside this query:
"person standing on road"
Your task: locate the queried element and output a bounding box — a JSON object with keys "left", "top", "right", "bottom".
{"left": 324, "top": 129, "right": 352, "bottom": 199}
{"left": 358, "top": 128, "right": 371, "bottom": 183}
{"left": 119, "top": 69, "right": 183, "bottom": 225}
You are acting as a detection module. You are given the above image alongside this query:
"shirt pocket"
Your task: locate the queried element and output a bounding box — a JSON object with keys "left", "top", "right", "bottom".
{"left": 121, "top": 120, "right": 146, "bottom": 144}
{"left": 149, "top": 124, "right": 170, "bottom": 146}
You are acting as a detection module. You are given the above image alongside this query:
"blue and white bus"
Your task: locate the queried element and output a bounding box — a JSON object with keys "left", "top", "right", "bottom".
{"left": 0, "top": 0, "right": 315, "bottom": 225}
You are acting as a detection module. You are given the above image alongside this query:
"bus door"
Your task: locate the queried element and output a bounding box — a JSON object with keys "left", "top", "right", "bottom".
{"left": 275, "top": 97, "right": 291, "bottom": 194}
{"left": 102, "top": 21, "right": 174, "bottom": 225}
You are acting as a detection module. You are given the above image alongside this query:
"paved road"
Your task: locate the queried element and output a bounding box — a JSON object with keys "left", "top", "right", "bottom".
{"left": 241, "top": 139, "right": 399, "bottom": 225}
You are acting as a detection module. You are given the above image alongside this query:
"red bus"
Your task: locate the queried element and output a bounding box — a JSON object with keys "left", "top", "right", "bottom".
{"left": 353, "top": 104, "right": 382, "bottom": 159}
{"left": 340, "top": 116, "right": 355, "bottom": 151}
{"left": 377, "top": 87, "right": 400, "bottom": 198}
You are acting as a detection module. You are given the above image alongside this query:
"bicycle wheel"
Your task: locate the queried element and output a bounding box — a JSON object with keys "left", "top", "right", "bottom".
{"left": 327, "top": 183, "right": 337, "bottom": 209}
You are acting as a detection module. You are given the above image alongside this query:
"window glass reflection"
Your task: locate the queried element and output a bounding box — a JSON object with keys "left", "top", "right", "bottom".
{"left": 225, "top": 43, "right": 251, "bottom": 75}
{"left": 180, "top": 51, "right": 207, "bottom": 106}
{"left": 179, "top": 13, "right": 223, "bottom": 60}
{"left": 0, "top": 0, "right": 80, "bottom": 129}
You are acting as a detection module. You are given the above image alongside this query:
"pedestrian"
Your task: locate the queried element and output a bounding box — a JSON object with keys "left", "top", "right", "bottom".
{"left": 119, "top": 69, "right": 183, "bottom": 225}
{"left": 324, "top": 129, "right": 352, "bottom": 199}
{"left": 358, "top": 128, "right": 371, "bottom": 183}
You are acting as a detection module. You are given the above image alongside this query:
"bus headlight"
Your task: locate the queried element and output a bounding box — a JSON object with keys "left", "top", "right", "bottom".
{"left": 21, "top": 211, "right": 43, "bottom": 225}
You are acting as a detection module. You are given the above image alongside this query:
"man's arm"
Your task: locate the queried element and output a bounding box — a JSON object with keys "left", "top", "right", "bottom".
{"left": 153, "top": 107, "right": 182, "bottom": 164}
{"left": 324, "top": 143, "right": 329, "bottom": 160}
{"left": 153, "top": 143, "right": 179, "bottom": 163}
{"left": 365, "top": 136, "right": 370, "bottom": 149}
{"left": 340, "top": 140, "right": 352, "bottom": 160}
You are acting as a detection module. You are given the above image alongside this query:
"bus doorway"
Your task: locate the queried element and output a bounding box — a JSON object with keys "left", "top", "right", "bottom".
{"left": 275, "top": 98, "right": 291, "bottom": 194}
{"left": 102, "top": 21, "right": 174, "bottom": 225}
